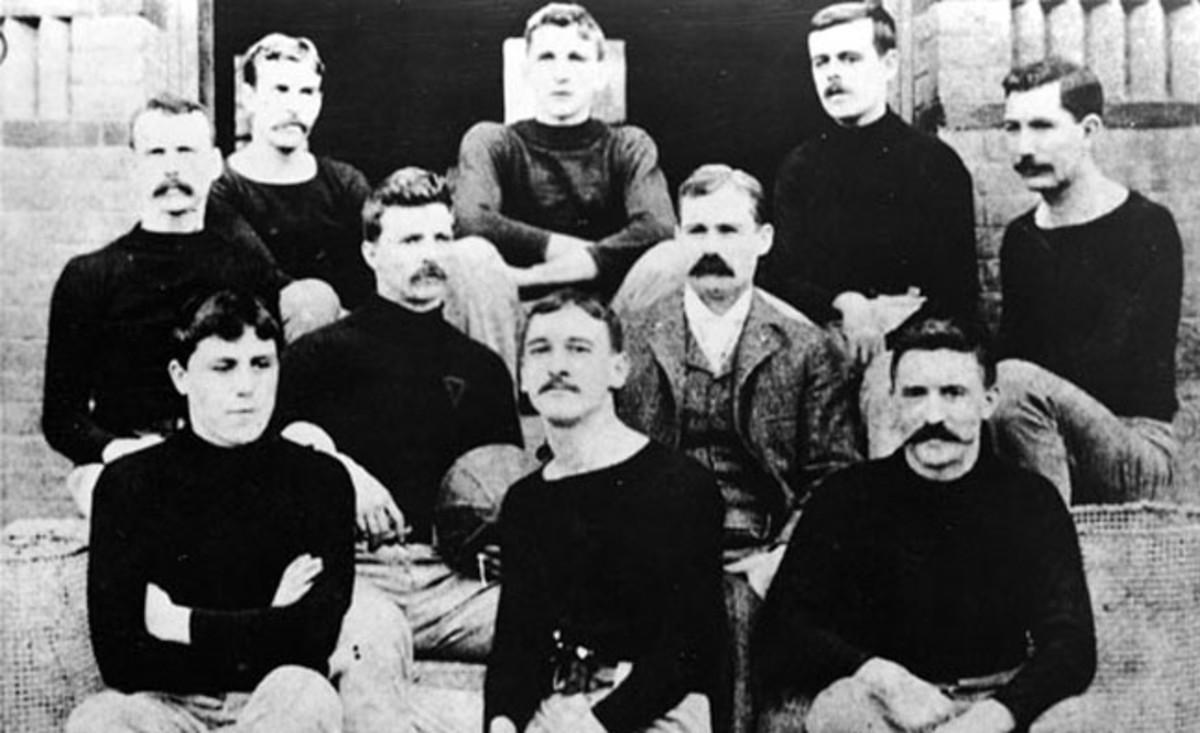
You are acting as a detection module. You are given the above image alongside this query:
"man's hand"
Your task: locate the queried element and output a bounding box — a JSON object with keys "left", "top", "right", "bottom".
{"left": 856, "top": 657, "right": 955, "bottom": 731}
{"left": 509, "top": 234, "right": 599, "bottom": 288}
{"left": 872, "top": 291, "right": 926, "bottom": 334}
{"left": 489, "top": 717, "right": 518, "bottom": 733}
{"left": 102, "top": 434, "right": 165, "bottom": 464}
{"left": 932, "top": 700, "right": 1016, "bottom": 733}
{"left": 528, "top": 695, "right": 607, "bottom": 733}
{"left": 272, "top": 553, "right": 323, "bottom": 607}
{"left": 476, "top": 543, "right": 502, "bottom": 583}
{"left": 144, "top": 583, "right": 191, "bottom": 644}
{"left": 833, "top": 292, "right": 885, "bottom": 365}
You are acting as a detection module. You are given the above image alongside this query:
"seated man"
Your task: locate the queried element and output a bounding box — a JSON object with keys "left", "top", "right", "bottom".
{"left": 277, "top": 167, "right": 523, "bottom": 664}
{"left": 454, "top": 2, "right": 675, "bottom": 300}
{"left": 487, "top": 289, "right": 726, "bottom": 733}
{"left": 42, "top": 94, "right": 330, "bottom": 517}
{"left": 617, "top": 164, "right": 861, "bottom": 731}
{"left": 756, "top": 316, "right": 1096, "bottom": 733}
{"left": 994, "top": 58, "right": 1182, "bottom": 504}
{"left": 67, "top": 290, "right": 355, "bottom": 733}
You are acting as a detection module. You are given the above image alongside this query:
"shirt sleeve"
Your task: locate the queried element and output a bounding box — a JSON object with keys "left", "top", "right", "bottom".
{"left": 42, "top": 257, "right": 119, "bottom": 464}
{"left": 454, "top": 122, "right": 556, "bottom": 264}
{"left": 910, "top": 145, "right": 979, "bottom": 324}
{"left": 589, "top": 127, "right": 676, "bottom": 291}
{"left": 990, "top": 484, "right": 1096, "bottom": 727}
{"left": 485, "top": 482, "right": 556, "bottom": 730}
{"left": 590, "top": 465, "right": 725, "bottom": 733}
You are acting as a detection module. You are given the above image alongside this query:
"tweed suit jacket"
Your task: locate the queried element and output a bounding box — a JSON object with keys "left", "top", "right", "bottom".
{"left": 617, "top": 288, "right": 862, "bottom": 544}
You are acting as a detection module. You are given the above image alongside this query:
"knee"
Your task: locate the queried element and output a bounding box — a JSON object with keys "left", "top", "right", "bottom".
{"left": 67, "top": 463, "right": 104, "bottom": 518}
{"left": 280, "top": 278, "right": 343, "bottom": 342}
{"left": 451, "top": 236, "right": 505, "bottom": 266}
{"left": 994, "top": 359, "right": 1046, "bottom": 397}
{"left": 804, "top": 677, "right": 876, "bottom": 733}
{"left": 66, "top": 690, "right": 138, "bottom": 733}
{"left": 258, "top": 666, "right": 342, "bottom": 730}
{"left": 333, "top": 584, "right": 414, "bottom": 675}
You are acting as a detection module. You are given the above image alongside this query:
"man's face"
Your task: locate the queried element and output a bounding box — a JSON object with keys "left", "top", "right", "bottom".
{"left": 525, "top": 24, "right": 605, "bottom": 126}
{"left": 1003, "top": 82, "right": 1094, "bottom": 196}
{"left": 132, "top": 110, "right": 221, "bottom": 218}
{"left": 893, "top": 348, "right": 997, "bottom": 479}
{"left": 679, "top": 186, "right": 773, "bottom": 303}
{"left": 169, "top": 327, "right": 279, "bottom": 448}
{"left": 808, "top": 18, "right": 896, "bottom": 127}
{"left": 245, "top": 58, "right": 323, "bottom": 152}
{"left": 362, "top": 203, "right": 453, "bottom": 312}
{"left": 521, "top": 305, "right": 628, "bottom": 427}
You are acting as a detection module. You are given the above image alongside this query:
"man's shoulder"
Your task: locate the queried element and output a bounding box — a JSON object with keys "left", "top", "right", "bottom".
{"left": 315, "top": 156, "right": 369, "bottom": 187}
{"left": 748, "top": 289, "right": 839, "bottom": 356}
{"left": 54, "top": 225, "right": 142, "bottom": 284}
{"left": 460, "top": 120, "right": 518, "bottom": 152}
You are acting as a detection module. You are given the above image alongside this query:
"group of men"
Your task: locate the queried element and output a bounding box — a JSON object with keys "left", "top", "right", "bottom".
{"left": 42, "top": 1, "right": 1182, "bottom": 731}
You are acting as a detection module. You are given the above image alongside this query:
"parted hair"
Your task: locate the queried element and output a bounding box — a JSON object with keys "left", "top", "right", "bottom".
{"left": 172, "top": 290, "right": 283, "bottom": 364}
{"left": 678, "top": 163, "right": 766, "bottom": 225}
{"left": 810, "top": 1, "right": 897, "bottom": 54}
{"left": 241, "top": 32, "right": 325, "bottom": 86}
{"left": 1002, "top": 56, "right": 1104, "bottom": 121}
{"left": 361, "top": 167, "right": 452, "bottom": 244}
{"left": 889, "top": 315, "right": 996, "bottom": 387}
{"left": 524, "top": 3, "right": 606, "bottom": 59}
{"left": 522, "top": 288, "right": 624, "bottom": 354}
{"left": 130, "top": 93, "right": 212, "bottom": 149}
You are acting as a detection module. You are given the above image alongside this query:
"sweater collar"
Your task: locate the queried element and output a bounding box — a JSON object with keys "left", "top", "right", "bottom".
{"left": 819, "top": 107, "right": 906, "bottom": 149}
{"left": 356, "top": 293, "right": 448, "bottom": 338}
{"left": 889, "top": 427, "right": 1000, "bottom": 494}
{"left": 514, "top": 118, "right": 607, "bottom": 150}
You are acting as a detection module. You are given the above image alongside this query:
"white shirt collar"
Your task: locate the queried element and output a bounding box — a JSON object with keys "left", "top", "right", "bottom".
{"left": 683, "top": 286, "right": 754, "bottom": 372}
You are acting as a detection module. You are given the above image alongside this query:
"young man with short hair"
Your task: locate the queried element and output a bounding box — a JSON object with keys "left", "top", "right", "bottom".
{"left": 454, "top": 2, "right": 675, "bottom": 298}
{"left": 486, "top": 290, "right": 725, "bottom": 733}
{"left": 67, "top": 290, "right": 355, "bottom": 733}
{"left": 42, "top": 94, "right": 327, "bottom": 517}
{"left": 993, "top": 57, "right": 1183, "bottom": 504}
{"left": 756, "top": 316, "right": 1096, "bottom": 733}
{"left": 277, "top": 168, "right": 522, "bottom": 669}
{"left": 765, "top": 2, "right": 978, "bottom": 347}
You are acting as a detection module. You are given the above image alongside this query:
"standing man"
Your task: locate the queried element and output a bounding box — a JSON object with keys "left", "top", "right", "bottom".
{"left": 487, "top": 290, "right": 726, "bottom": 733}
{"left": 618, "top": 164, "right": 861, "bottom": 732}
{"left": 994, "top": 57, "right": 1183, "bottom": 504}
{"left": 67, "top": 290, "right": 355, "bottom": 733}
{"left": 756, "top": 315, "right": 1096, "bottom": 733}
{"left": 454, "top": 2, "right": 675, "bottom": 299}
{"left": 41, "top": 94, "right": 324, "bottom": 517}
{"left": 277, "top": 167, "right": 523, "bottom": 666}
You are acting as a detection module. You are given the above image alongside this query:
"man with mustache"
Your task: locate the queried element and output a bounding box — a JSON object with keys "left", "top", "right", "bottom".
{"left": 618, "top": 164, "right": 860, "bottom": 731}
{"left": 756, "top": 315, "right": 1095, "bottom": 733}
{"left": 487, "top": 289, "right": 725, "bottom": 733}
{"left": 760, "top": 2, "right": 979, "bottom": 457}
{"left": 42, "top": 94, "right": 321, "bottom": 517}
{"left": 991, "top": 58, "right": 1182, "bottom": 504}
{"left": 66, "top": 290, "right": 354, "bottom": 733}
{"left": 276, "top": 168, "right": 523, "bottom": 727}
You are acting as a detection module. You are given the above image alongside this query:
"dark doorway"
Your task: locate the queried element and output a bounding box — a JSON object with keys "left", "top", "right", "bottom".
{"left": 214, "top": 0, "right": 830, "bottom": 215}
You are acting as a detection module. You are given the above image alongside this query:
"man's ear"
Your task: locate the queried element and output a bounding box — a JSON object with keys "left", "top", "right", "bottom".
{"left": 361, "top": 240, "right": 377, "bottom": 268}
{"left": 168, "top": 359, "right": 189, "bottom": 397}
{"left": 981, "top": 383, "right": 1000, "bottom": 421}
{"left": 882, "top": 48, "right": 899, "bottom": 82}
{"left": 756, "top": 223, "right": 775, "bottom": 257}
{"left": 610, "top": 351, "right": 630, "bottom": 390}
{"left": 1081, "top": 112, "right": 1104, "bottom": 141}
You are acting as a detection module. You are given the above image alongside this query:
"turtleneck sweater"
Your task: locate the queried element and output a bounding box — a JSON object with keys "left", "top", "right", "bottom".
{"left": 453, "top": 117, "right": 675, "bottom": 296}
{"left": 277, "top": 295, "right": 522, "bottom": 541}
{"left": 88, "top": 430, "right": 355, "bottom": 694}
{"left": 755, "top": 447, "right": 1095, "bottom": 729}
{"left": 43, "top": 204, "right": 288, "bottom": 465}
{"left": 762, "top": 110, "right": 979, "bottom": 326}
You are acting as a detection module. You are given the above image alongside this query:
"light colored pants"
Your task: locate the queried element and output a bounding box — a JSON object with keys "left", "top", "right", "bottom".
{"left": 611, "top": 239, "right": 692, "bottom": 318}
{"left": 65, "top": 666, "right": 341, "bottom": 733}
{"left": 991, "top": 359, "right": 1176, "bottom": 504}
{"left": 441, "top": 237, "right": 525, "bottom": 378}
{"left": 529, "top": 689, "right": 712, "bottom": 733}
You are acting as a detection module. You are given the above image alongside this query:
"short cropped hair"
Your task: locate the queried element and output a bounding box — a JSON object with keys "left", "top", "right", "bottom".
{"left": 889, "top": 315, "right": 995, "bottom": 387}
{"left": 129, "top": 93, "right": 212, "bottom": 149}
{"left": 810, "top": 1, "right": 897, "bottom": 55}
{"left": 521, "top": 288, "right": 624, "bottom": 355}
{"left": 1002, "top": 57, "right": 1103, "bottom": 121}
{"left": 361, "top": 167, "right": 452, "bottom": 244}
{"left": 172, "top": 290, "right": 283, "bottom": 364}
{"left": 524, "top": 3, "right": 606, "bottom": 60}
{"left": 242, "top": 32, "right": 325, "bottom": 87}
{"left": 678, "top": 164, "right": 766, "bottom": 225}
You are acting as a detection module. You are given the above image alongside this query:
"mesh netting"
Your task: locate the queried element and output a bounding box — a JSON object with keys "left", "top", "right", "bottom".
{"left": 0, "top": 519, "right": 102, "bottom": 733}
{"left": 1032, "top": 502, "right": 1200, "bottom": 733}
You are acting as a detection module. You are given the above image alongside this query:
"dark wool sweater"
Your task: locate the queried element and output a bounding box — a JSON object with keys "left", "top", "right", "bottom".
{"left": 88, "top": 431, "right": 355, "bottom": 694}
{"left": 485, "top": 442, "right": 727, "bottom": 733}
{"left": 998, "top": 191, "right": 1182, "bottom": 420}
{"left": 276, "top": 296, "right": 522, "bottom": 542}
{"left": 453, "top": 118, "right": 675, "bottom": 296}
{"left": 763, "top": 110, "right": 979, "bottom": 325}
{"left": 42, "top": 207, "right": 287, "bottom": 465}
{"left": 755, "top": 447, "right": 1096, "bottom": 729}
{"left": 209, "top": 157, "right": 374, "bottom": 309}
